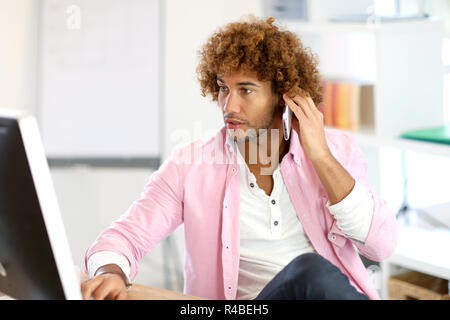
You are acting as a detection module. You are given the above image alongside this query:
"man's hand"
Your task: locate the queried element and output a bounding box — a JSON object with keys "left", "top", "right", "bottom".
{"left": 283, "top": 89, "right": 332, "bottom": 163}
{"left": 80, "top": 264, "right": 129, "bottom": 300}
{"left": 283, "top": 88, "right": 356, "bottom": 205}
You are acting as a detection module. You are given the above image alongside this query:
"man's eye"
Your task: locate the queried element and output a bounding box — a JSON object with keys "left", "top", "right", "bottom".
{"left": 241, "top": 88, "right": 252, "bottom": 94}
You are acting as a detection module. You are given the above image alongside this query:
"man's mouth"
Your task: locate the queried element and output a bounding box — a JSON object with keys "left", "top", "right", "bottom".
{"left": 226, "top": 119, "right": 245, "bottom": 129}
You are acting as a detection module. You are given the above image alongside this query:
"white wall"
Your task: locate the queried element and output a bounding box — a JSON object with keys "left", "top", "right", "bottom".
{"left": 0, "top": 0, "right": 39, "bottom": 114}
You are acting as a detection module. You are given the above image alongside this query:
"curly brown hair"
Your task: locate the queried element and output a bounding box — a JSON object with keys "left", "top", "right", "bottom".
{"left": 196, "top": 15, "right": 323, "bottom": 108}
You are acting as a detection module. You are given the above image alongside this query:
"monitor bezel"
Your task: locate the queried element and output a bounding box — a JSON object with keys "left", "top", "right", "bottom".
{"left": 0, "top": 109, "right": 82, "bottom": 300}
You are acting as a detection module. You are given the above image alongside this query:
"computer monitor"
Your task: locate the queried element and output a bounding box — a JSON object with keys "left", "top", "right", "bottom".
{"left": 0, "top": 108, "right": 81, "bottom": 299}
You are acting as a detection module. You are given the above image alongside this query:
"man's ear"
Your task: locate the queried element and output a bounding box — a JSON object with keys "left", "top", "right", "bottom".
{"left": 273, "top": 94, "right": 284, "bottom": 113}
{"left": 278, "top": 93, "right": 285, "bottom": 107}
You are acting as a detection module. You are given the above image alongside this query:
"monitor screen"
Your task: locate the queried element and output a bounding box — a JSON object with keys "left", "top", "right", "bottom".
{"left": 0, "top": 110, "right": 81, "bottom": 299}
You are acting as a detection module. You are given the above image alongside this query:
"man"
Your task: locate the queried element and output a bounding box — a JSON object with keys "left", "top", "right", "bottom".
{"left": 81, "top": 16, "right": 397, "bottom": 300}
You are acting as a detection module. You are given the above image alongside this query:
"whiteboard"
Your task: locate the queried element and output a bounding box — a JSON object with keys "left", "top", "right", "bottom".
{"left": 40, "top": 0, "right": 160, "bottom": 160}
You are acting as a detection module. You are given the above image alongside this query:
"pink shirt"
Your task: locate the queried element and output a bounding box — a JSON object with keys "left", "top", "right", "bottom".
{"left": 85, "top": 127, "right": 397, "bottom": 300}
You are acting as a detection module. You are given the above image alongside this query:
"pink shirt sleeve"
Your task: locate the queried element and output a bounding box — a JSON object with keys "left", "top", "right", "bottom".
{"left": 335, "top": 133, "right": 397, "bottom": 261}
{"left": 84, "top": 153, "right": 184, "bottom": 280}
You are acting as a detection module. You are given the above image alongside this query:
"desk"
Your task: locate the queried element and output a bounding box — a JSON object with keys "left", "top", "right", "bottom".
{"left": 0, "top": 284, "right": 205, "bottom": 300}
{"left": 126, "top": 283, "right": 205, "bottom": 300}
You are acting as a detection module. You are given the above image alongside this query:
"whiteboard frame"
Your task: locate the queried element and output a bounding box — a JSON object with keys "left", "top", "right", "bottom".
{"left": 37, "top": 0, "right": 163, "bottom": 165}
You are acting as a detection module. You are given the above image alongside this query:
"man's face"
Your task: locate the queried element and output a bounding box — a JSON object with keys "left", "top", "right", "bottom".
{"left": 217, "top": 70, "right": 280, "bottom": 143}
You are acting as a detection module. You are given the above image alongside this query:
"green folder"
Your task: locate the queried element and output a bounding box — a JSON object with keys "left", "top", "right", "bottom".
{"left": 400, "top": 124, "right": 450, "bottom": 145}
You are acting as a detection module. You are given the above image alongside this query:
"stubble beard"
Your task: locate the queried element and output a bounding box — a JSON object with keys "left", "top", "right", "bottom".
{"left": 229, "top": 103, "right": 278, "bottom": 144}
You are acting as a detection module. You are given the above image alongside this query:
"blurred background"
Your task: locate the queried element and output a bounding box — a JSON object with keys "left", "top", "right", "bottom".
{"left": 1, "top": 0, "right": 449, "bottom": 299}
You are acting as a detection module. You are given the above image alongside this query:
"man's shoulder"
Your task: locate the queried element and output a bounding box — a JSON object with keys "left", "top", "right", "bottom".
{"left": 324, "top": 127, "right": 358, "bottom": 159}
{"left": 170, "top": 126, "right": 227, "bottom": 160}
{"left": 324, "top": 126, "right": 356, "bottom": 143}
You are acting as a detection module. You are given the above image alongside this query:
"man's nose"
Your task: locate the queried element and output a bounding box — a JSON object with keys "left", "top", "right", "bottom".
{"left": 222, "top": 92, "right": 241, "bottom": 114}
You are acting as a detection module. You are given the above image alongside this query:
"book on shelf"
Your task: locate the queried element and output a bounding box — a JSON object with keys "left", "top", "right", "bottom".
{"left": 318, "top": 79, "right": 374, "bottom": 132}
{"left": 400, "top": 124, "right": 450, "bottom": 145}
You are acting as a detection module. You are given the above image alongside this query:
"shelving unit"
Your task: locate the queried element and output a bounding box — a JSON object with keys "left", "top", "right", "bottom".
{"left": 380, "top": 208, "right": 450, "bottom": 299}
{"left": 283, "top": 16, "right": 444, "bottom": 137}
{"left": 284, "top": 16, "right": 445, "bottom": 197}
{"left": 284, "top": 17, "right": 449, "bottom": 299}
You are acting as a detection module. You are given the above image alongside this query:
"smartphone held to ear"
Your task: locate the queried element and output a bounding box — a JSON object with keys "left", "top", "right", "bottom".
{"left": 282, "top": 105, "right": 293, "bottom": 140}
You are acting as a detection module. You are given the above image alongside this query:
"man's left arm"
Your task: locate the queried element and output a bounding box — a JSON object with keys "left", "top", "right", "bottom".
{"left": 311, "top": 134, "right": 398, "bottom": 261}
{"left": 284, "top": 90, "right": 397, "bottom": 261}
{"left": 310, "top": 150, "right": 356, "bottom": 207}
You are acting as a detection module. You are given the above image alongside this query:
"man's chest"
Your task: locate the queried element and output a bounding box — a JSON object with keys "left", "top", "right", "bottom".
{"left": 253, "top": 174, "right": 274, "bottom": 196}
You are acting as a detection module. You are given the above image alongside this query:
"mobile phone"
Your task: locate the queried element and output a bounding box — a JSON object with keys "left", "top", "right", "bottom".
{"left": 282, "top": 104, "right": 293, "bottom": 140}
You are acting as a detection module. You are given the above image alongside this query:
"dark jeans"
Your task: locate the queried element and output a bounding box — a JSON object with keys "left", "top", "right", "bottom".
{"left": 254, "top": 253, "right": 370, "bottom": 300}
